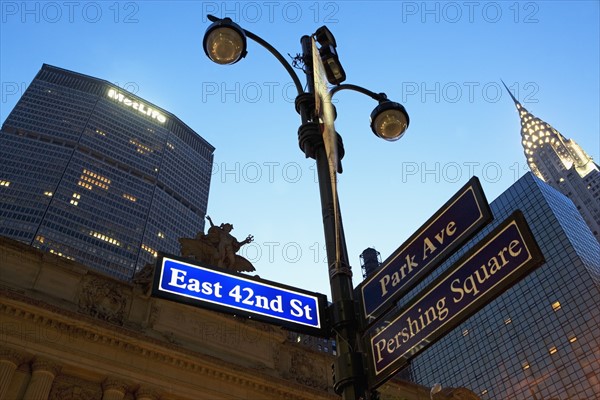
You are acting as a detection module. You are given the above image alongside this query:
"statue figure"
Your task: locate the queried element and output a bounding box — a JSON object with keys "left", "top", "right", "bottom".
{"left": 132, "top": 262, "right": 155, "bottom": 293}
{"left": 179, "top": 216, "right": 255, "bottom": 272}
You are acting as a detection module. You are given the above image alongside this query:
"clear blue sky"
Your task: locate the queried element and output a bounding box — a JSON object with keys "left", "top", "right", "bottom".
{"left": 1, "top": 1, "right": 599, "bottom": 298}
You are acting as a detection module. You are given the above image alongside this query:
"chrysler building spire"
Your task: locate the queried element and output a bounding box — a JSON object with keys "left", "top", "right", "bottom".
{"left": 503, "top": 81, "right": 600, "bottom": 242}
{"left": 502, "top": 80, "right": 598, "bottom": 181}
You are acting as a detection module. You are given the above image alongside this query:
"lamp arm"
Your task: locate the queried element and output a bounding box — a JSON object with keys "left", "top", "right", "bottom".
{"left": 207, "top": 15, "right": 304, "bottom": 95}
{"left": 329, "top": 83, "right": 388, "bottom": 102}
{"left": 244, "top": 30, "right": 305, "bottom": 96}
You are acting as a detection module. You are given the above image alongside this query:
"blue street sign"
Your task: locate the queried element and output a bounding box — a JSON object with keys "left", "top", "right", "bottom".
{"left": 359, "top": 177, "right": 492, "bottom": 322}
{"left": 152, "top": 255, "right": 329, "bottom": 337}
{"left": 366, "top": 211, "right": 544, "bottom": 389}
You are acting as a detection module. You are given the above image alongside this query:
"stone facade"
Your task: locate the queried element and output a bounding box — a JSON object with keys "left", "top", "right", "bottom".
{"left": 0, "top": 237, "right": 477, "bottom": 400}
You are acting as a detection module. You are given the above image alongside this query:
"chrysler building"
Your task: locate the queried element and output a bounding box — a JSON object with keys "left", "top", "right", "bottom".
{"left": 504, "top": 82, "right": 600, "bottom": 243}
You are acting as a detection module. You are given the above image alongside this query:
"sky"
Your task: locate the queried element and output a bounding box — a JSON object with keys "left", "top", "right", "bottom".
{"left": 1, "top": 1, "right": 599, "bottom": 299}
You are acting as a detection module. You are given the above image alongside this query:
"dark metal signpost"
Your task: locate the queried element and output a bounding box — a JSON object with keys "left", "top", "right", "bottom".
{"left": 365, "top": 211, "right": 545, "bottom": 389}
{"left": 193, "top": 15, "right": 548, "bottom": 399}
{"left": 150, "top": 175, "right": 544, "bottom": 398}
{"left": 152, "top": 255, "right": 329, "bottom": 337}
{"left": 359, "top": 176, "right": 493, "bottom": 323}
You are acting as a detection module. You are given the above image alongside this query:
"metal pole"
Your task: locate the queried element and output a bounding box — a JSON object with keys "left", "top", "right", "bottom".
{"left": 297, "top": 35, "right": 367, "bottom": 400}
{"left": 203, "top": 15, "right": 370, "bottom": 399}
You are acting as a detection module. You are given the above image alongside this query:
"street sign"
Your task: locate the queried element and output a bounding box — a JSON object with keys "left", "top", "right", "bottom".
{"left": 152, "top": 255, "right": 329, "bottom": 337}
{"left": 359, "top": 176, "right": 492, "bottom": 322}
{"left": 366, "top": 211, "right": 544, "bottom": 389}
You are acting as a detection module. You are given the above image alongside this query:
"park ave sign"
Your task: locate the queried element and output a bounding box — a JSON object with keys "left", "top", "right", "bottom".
{"left": 359, "top": 177, "right": 492, "bottom": 322}
{"left": 366, "top": 211, "right": 544, "bottom": 388}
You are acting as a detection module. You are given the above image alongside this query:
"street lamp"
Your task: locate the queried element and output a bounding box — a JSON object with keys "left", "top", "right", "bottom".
{"left": 328, "top": 84, "right": 409, "bottom": 141}
{"left": 202, "top": 17, "right": 247, "bottom": 64}
{"left": 370, "top": 100, "right": 409, "bottom": 141}
{"left": 203, "top": 15, "right": 410, "bottom": 400}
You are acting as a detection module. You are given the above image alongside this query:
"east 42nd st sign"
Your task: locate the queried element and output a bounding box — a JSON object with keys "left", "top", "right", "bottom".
{"left": 152, "top": 255, "right": 329, "bottom": 337}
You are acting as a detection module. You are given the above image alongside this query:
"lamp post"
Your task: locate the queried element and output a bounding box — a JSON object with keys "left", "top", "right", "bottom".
{"left": 203, "top": 16, "right": 409, "bottom": 400}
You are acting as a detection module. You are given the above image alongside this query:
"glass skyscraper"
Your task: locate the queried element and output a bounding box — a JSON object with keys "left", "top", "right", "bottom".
{"left": 393, "top": 172, "right": 600, "bottom": 399}
{"left": 0, "top": 64, "right": 214, "bottom": 281}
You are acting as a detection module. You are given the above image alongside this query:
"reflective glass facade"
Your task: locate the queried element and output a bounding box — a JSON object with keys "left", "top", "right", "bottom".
{"left": 394, "top": 172, "right": 600, "bottom": 399}
{"left": 0, "top": 64, "right": 214, "bottom": 280}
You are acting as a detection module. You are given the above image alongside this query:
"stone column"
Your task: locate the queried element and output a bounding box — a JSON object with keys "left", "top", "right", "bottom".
{"left": 22, "top": 357, "right": 61, "bottom": 400}
{"left": 0, "top": 347, "right": 28, "bottom": 400}
{"left": 135, "top": 386, "right": 160, "bottom": 400}
{"left": 102, "top": 378, "right": 129, "bottom": 400}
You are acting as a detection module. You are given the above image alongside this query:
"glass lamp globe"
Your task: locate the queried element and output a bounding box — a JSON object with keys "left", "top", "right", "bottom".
{"left": 370, "top": 101, "right": 409, "bottom": 141}
{"left": 203, "top": 19, "right": 247, "bottom": 65}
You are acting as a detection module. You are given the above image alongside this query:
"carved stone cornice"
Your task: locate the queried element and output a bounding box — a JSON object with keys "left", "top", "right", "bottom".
{"left": 288, "top": 350, "right": 328, "bottom": 390}
{"left": 49, "top": 375, "right": 102, "bottom": 400}
{"left": 0, "top": 291, "right": 337, "bottom": 400}
{"left": 78, "top": 275, "right": 130, "bottom": 326}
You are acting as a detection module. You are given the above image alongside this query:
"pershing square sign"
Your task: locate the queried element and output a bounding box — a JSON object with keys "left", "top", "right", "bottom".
{"left": 366, "top": 211, "right": 544, "bottom": 389}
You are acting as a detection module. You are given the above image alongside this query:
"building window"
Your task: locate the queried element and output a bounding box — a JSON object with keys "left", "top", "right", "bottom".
{"left": 141, "top": 244, "right": 158, "bottom": 257}
{"left": 123, "top": 193, "right": 137, "bottom": 202}
{"left": 49, "top": 249, "right": 74, "bottom": 260}
{"left": 70, "top": 192, "right": 81, "bottom": 206}
{"left": 129, "top": 139, "right": 152, "bottom": 154}
{"left": 79, "top": 169, "right": 110, "bottom": 190}
{"left": 90, "top": 231, "right": 121, "bottom": 246}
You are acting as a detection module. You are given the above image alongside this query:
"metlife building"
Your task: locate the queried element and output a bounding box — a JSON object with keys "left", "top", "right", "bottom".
{"left": 0, "top": 64, "right": 214, "bottom": 280}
